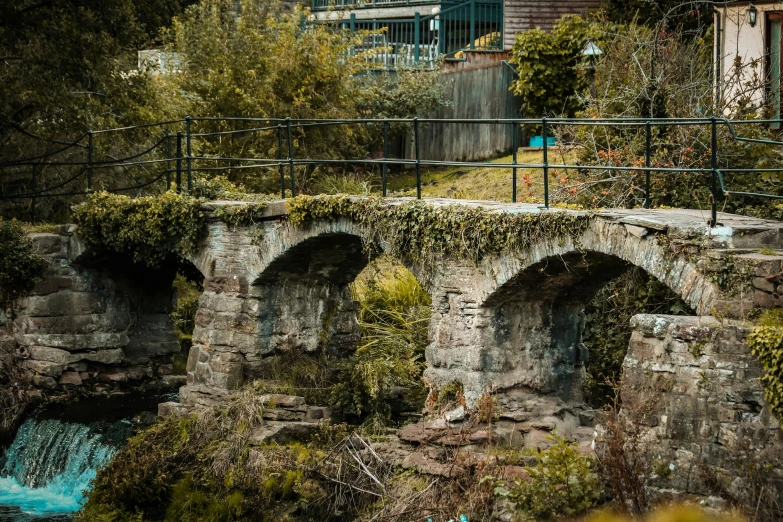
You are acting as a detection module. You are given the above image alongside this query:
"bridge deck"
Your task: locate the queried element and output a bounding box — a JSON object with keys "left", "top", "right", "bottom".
{"left": 202, "top": 197, "right": 783, "bottom": 244}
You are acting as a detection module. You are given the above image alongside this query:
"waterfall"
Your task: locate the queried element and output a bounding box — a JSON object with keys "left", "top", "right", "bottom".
{"left": 0, "top": 415, "right": 130, "bottom": 518}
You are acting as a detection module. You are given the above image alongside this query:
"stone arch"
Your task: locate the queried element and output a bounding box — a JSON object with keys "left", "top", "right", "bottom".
{"left": 423, "top": 217, "right": 717, "bottom": 408}
{"left": 182, "top": 217, "right": 431, "bottom": 407}
{"left": 478, "top": 217, "right": 717, "bottom": 315}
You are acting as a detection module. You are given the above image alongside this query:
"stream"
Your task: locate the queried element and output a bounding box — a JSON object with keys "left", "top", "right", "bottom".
{"left": 0, "top": 392, "right": 174, "bottom": 521}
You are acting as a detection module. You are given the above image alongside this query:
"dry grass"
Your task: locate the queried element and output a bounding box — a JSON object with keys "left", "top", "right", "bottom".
{"left": 383, "top": 148, "right": 578, "bottom": 203}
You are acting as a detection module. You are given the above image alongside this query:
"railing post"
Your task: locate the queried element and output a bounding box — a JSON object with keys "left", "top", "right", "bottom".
{"left": 512, "top": 122, "right": 518, "bottom": 203}
{"left": 286, "top": 117, "right": 296, "bottom": 197}
{"left": 185, "top": 116, "right": 192, "bottom": 193}
{"left": 414, "top": 117, "right": 421, "bottom": 200}
{"left": 383, "top": 119, "right": 389, "bottom": 197}
{"left": 277, "top": 124, "right": 286, "bottom": 198}
{"left": 542, "top": 117, "right": 549, "bottom": 209}
{"left": 87, "top": 130, "right": 93, "bottom": 191}
{"left": 31, "top": 162, "right": 37, "bottom": 223}
{"left": 710, "top": 116, "right": 718, "bottom": 227}
{"left": 176, "top": 132, "right": 183, "bottom": 191}
{"left": 469, "top": 0, "right": 476, "bottom": 50}
{"left": 644, "top": 121, "right": 651, "bottom": 208}
{"left": 414, "top": 12, "right": 421, "bottom": 63}
{"left": 166, "top": 133, "right": 173, "bottom": 191}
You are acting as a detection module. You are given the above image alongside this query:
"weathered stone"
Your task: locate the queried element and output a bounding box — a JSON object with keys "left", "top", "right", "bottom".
{"left": 249, "top": 422, "right": 320, "bottom": 445}
{"left": 401, "top": 449, "right": 465, "bottom": 478}
{"left": 754, "top": 290, "right": 782, "bottom": 308}
{"left": 59, "top": 371, "right": 83, "bottom": 386}
{"left": 33, "top": 374, "right": 57, "bottom": 389}
{"left": 304, "top": 406, "right": 332, "bottom": 422}
{"left": 753, "top": 277, "right": 776, "bottom": 293}
{"left": 29, "top": 346, "right": 71, "bottom": 365}
{"left": 262, "top": 409, "right": 305, "bottom": 421}
{"left": 444, "top": 406, "right": 466, "bottom": 423}
{"left": 30, "top": 233, "right": 62, "bottom": 255}
{"left": 72, "top": 349, "right": 125, "bottom": 365}
{"left": 158, "top": 401, "right": 188, "bottom": 418}
{"left": 260, "top": 394, "right": 306, "bottom": 409}
{"left": 15, "top": 333, "right": 128, "bottom": 350}
{"left": 24, "top": 360, "right": 65, "bottom": 377}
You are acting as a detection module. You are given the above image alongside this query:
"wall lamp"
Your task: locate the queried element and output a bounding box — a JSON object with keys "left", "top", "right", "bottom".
{"left": 748, "top": 4, "right": 758, "bottom": 28}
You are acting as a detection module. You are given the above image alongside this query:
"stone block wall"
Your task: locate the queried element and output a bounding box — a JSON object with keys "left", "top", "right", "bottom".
{"left": 620, "top": 314, "right": 783, "bottom": 499}
{"left": 10, "top": 228, "right": 181, "bottom": 391}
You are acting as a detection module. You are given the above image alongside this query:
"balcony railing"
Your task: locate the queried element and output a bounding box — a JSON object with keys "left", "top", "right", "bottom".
{"left": 338, "top": 0, "right": 503, "bottom": 69}
{"left": 313, "top": 0, "right": 439, "bottom": 10}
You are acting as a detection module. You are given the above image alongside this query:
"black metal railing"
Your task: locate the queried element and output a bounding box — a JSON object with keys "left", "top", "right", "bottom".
{"left": 3, "top": 116, "right": 783, "bottom": 226}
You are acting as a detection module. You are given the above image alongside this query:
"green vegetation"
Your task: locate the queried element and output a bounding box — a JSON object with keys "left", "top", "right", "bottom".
{"left": 255, "top": 257, "right": 431, "bottom": 428}
{"left": 747, "top": 309, "right": 783, "bottom": 419}
{"left": 493, "top": 435, "right": 601, "bottom": 520}
{"left": 79, "top": 384, "right": 349, "bottom": 522}
{"left": 509, "top": 15, "right": 597, "bottom": 119}
{"left": 72, "top": 191, "right": 205, "bottom": 267}
{"left": 582, "top": 268, "right": 692, "bottom": 407}
{"left": 287, "top": 195, "right": 590, "bottom": 267}
{"left": 0, "top": 218, "right": 47, "bottom": 308}
{"left": 330, "top": 259, "right": 430, "bottom": 429}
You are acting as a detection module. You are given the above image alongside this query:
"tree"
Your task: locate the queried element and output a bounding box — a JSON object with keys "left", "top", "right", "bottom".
{"left": 509, "top": 15, "right": 598, "bottom": 118}
{"left": 0, "top": 0, "right": 192, "bottom": 219}
{"left": 160, "top": 0, "right": 447, "bottom": 193}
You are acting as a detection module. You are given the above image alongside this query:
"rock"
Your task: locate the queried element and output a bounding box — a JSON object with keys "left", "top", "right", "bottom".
{"left": 304, "top": 406, "right": 332, "bottom": 422}
{"left": 15, "top": 333, "right": 128, "bottom": 351}
{"left": 249, "top": 422, "right": 319, "bottom": 445}
{"left": 29, "top": 346, "right": 71, "bottom": 365}
{"left": 138, "top": 411, "right": 158, "bottom": 426}
{"left": 58, "top": 371, "right": 82, "bottom": 386}
{"left": 29, "top": 234, "right": 62, "bottom": 255}
{"left": 32, "top": 374, "right": 57, "bottom": 389}
{"left": 24, "top": 360, "right": 65, "bottom": 377}
{"left": 399, "top": 420, "right": 450, "bottom": 444}
{"left": 578, "top": 410, "right": 597, "bottom": 427}
{"left": 401, "top": 450, "right": 465, "bottom": 478}
{"left": 500, "top": 410, "right": 531, "bottom": 422}
{"left": 72, "top": 348, "right": 125, "bottom": 365}
{"left": 162, "top": 375, "right": 188, "bottom": 388}
{"left": 444, "top": 405, "right": 466, "bottom": 423}
{"left": 262, "top": 409, "right": 305, "bottom": 421}
{"left": 260, "top": 394, "right": 306, "bottom": 409}
{"left": 158, "top": 401, "right": 188, "bottom": 418}
{"left": 503, "top": 465, "right": 530, "bottom": 481}
{"left": 753, "top": 277, "right": 776, "bottom": 293}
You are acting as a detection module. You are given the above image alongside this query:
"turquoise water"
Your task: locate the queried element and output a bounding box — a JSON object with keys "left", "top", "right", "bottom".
{"left": 0, "top": 416, "right": 126, "bottom": 519}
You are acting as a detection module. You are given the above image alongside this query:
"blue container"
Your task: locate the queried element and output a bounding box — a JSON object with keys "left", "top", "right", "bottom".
{"left": 529, "top": 135, "right": 557, "bottom": 147}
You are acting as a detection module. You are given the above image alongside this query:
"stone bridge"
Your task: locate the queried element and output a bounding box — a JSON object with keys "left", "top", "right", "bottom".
{"left": 178, "top": 198, "right": 783, "bottom": 409}
{"left": 9, "top": 198, "right": 783, "bottom": 410}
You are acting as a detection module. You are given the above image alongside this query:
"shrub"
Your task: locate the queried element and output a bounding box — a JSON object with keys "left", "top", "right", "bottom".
{"left": 330, "top": 258, "right": 430, "bottom": 426}
{"left": 509, "top": 15, "right": 597, "bottom": 118}
{"left": 495, "top": 434, "right": 601, "bottom": 520}
{"left": 172, "top": 273, "right": 202, "bottom": 335}
{"left": 0, "top": 218, "right": 47, "bottom": 308}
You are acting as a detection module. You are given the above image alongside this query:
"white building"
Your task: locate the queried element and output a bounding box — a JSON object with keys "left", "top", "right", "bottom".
{"left": 714, "top": 2, "right": 783, "bottom": 120}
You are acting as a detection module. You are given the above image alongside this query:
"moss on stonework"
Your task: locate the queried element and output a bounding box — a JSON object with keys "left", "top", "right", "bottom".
{"left": 73, "top": 191, "right": 206, "bottom": 267}
{"left": 748, "top": 309, "right": 783, "bottom": 420}
{"left": 286, "top": 195, "right": 590, "bottom": 265}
